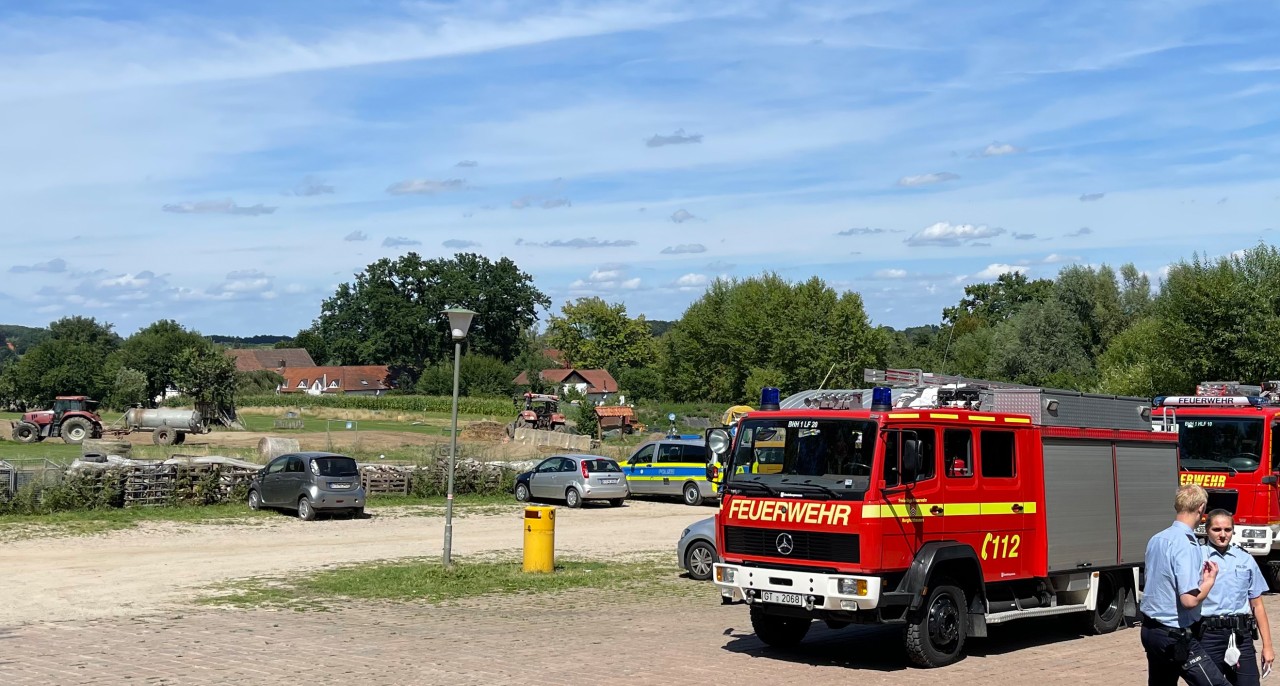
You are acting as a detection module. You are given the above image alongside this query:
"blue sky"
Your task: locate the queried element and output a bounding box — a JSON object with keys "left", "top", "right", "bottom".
{"left": 2, "top": 0, "right": 1278, "bottom": 336}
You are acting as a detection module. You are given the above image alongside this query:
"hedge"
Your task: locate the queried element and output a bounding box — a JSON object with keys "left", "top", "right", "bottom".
{"left": 166, "top": 393, "right": 513, "bottom": 416}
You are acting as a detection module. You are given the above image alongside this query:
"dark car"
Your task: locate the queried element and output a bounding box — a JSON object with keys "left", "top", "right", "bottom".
{"left": 514, "top": 454, "right": 629, "bottom": 508}
{"left": 248, "top": 452, "right": 365, "bottom": 520}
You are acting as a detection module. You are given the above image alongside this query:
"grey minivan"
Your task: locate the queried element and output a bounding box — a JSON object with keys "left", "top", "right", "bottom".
{"left": 621, "top": 438, "right": 716, "bottom": 506}
{"left": 248, "top": 452, "right": 365, "bottom": 520}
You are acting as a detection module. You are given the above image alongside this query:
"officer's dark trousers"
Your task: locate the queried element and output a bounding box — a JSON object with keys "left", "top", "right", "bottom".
{"left": 1142, "top": 625, "right": 1230, "bottom": 686}
{"left": 1199, "top": 628, "right": 1260, "bottom": 686}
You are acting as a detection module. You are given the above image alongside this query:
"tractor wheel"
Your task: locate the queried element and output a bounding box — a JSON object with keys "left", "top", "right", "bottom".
{"left": 12, "top": 421, "right": 39, "bottom": 444}
{"left": 60, "top": 417, "right": 93, "bottom": 445}
{"left": 153, "top": 428, "right": 177, "bottom": 446}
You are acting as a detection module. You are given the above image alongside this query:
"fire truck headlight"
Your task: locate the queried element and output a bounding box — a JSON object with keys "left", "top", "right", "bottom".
{"left": 715, "top": 566, "right": 736, "bottom": 584}
{"left": 838, "top": 578, "right": 867, "bottom": 596}
{"left": 1242, "top": 528, "right": 1268, "bottom": 539}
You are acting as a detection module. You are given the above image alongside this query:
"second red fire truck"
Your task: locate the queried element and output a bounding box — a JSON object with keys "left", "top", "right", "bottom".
{"left": 708, "top": 369, "right": 1179, "bottom": 667}
{"left": 1154, "top": 380, "right": 1280, "bottom": 587}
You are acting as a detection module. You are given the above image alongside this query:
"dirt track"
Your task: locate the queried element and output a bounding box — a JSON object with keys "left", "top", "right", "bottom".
{"left": 0, "top": 499, "right": 712, "bottom": 627}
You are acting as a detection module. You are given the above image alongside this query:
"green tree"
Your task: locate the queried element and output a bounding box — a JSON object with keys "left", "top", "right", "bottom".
{"left": 108, "top": 367, "right": 149, "bottom": 410}
{"left": 171, "top": 343, "right": 238, "bottom": 413}
{"left": 662, "top": 273, "right": 885, "bottom": 403}
{"left": 1096, "top": 317, "right": 1193, "bottom": 396}
{"left": 942, "top": 272, "right": 1055, "bottom": 328}
{"left": 116, "top": 320, "right": 209, "bottom": 405}
{"left": 985, "top": 300, "right": 1094, "bottom": 388}
{"left": 315, "top": 252, "right": 548, "bottom": 380}
{"left": 415, "top": 354, "right": 513, "bottom": 397}
{"left": 545, "top": 297, "right": 655, "bottom": 372}
{"left": 4, "top": 317, "right": 119, "bottom": 406}
{"left": 236, "top": 370, "right": 285, "bottom": 395}
{"left": 616, "top": 366, "right": 664, "bottom": 402}
{"left": 1118, "top": 263, "right": 1153, "bottom": 319}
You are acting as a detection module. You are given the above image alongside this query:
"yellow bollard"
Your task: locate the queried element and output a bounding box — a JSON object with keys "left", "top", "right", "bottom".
{"left": 523, "top": 506, "right": 556, "bottom": 573}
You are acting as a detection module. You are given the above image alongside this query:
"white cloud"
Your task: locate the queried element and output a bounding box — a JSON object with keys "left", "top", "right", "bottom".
{"left": 672, "top": 273, "right": 710, "bottom": 290}
{"left": 1042, "top": 254, "right": 1081, "bottom": 264}
{"left": 646, "top": 128, "right": 703, "bottom": 147}
{"left": 975, "top": 264, "right": 1028, "bottom": 279}
{"left": 897, "top": 172, "right": 959, "bottom": 187}
{"left": 975, "top": 142, "right": 1023, "bottom": 157}
{"left": 905, "top": 222, "right": 1005, "bottom": 247}
{"left": 670, "top": 209, "right": 698, "bottom": 223}
{"left": 443, "top": 239, "right": 481, "bottom": 248}
{"left": 875, "top": 268, "right": 908, "bottom": 279}
{"left": 1079, "top": 193, "right": 1106, "bottom": 202}
{"left": 10, "top": 258, "right": 67, "bottom": 274}
{"left": 568, "top": 266, "right": 642, "bottom": 293}
{"left": 383, "top": 236, "right": 422, "bottom": 247}
{"left": 660, "top": 243, "right": 706, "bottom": 255}
{"left": 344, "top": 231, "right": 368, "bottom": 242}
{"left": 162, "top": 199, "right": 276, "bottom": 215}
{"left": 386, "top": 179, "right": 469, "bottom": 195}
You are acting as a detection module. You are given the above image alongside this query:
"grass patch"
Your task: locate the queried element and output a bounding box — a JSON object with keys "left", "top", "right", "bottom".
{"left": 201, "top": 556, "right": 673, "bottom": 610}
{"left": 0, "top": 502, "right": 272, "bottom": 540}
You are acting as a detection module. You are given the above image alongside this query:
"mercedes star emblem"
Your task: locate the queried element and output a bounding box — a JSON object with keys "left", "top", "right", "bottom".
{"left": 775, "top": 533, "right": 795, "bottom": 556}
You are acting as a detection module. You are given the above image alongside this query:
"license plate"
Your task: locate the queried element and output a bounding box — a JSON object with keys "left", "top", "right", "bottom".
{"left": 330, "top": 482, "right": 352, "bottom": 489}
{"left": 600, "top": 478, "right": 619, "bottom": 484}
{"left": 761, "top": 591, "right": 804, "bottom": 607}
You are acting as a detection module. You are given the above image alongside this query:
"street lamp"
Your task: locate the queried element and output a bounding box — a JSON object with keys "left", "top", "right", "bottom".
{"left": 441, "top": 306, "right": 476, "bottom": 568}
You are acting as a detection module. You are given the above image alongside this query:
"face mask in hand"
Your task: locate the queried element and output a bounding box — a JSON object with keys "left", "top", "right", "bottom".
{"left": 1225, "top": 633, "right": 1242, "bottom": 667}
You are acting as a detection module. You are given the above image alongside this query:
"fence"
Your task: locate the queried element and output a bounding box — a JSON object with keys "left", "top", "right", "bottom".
{"left": 0, "top": 458, "right": 69, "bottom": 499}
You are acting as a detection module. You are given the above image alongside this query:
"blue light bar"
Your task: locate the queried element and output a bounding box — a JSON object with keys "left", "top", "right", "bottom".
{"left": 760, "top": 387, "right": 780, "bottom": 411}
{"left": 871, "top": 386, "right": 893, "bottom": 411}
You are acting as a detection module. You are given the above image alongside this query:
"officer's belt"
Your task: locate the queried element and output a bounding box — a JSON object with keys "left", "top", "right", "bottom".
{"left": 1141, "top": 614, "right": 1195, "bottom": 636}
{"left": 1201, "top": 614, "right": 1256, "bottom": 632}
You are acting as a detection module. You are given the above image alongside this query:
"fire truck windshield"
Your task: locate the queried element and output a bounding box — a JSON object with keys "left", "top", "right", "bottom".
{"left": 1177, "top": 416, "right": 1265, "bottom": 473}
{"left": 724, "top": 418, "right": 877, "bottom": 498}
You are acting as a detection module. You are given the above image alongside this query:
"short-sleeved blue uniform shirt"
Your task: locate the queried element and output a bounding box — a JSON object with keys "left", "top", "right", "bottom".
{"left": 1141, "top": 521, "right": 1205, "bottom": 628}
{"left": 1202, "top": 543, "right": 1268, "bottom": 616}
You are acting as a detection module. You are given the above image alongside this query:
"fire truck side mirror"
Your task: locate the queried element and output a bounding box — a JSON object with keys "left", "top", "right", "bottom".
{"left": 1262, "top": 475, "right": 1278, "bottom": 485}
{"left": 902, "top": 439, "right": 922, "bottom": 481}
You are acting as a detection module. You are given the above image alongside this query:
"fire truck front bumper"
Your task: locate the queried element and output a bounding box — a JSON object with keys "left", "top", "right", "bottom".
{"left": 1234, "top": 524, "right": 1280, "bottom": 555}
{"left": 712, "top": 563, "right": 882, "bottom": 612}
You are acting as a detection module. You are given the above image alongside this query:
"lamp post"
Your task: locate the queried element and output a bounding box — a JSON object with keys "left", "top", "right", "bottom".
{"left": 441, "top": 306, "right": 476, "bottom": 568}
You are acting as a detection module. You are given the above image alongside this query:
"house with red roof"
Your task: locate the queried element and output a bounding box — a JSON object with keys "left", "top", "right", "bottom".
{"left": 227, "top": 348, "right": 316, "bottom": 373}
{"left": 511, "top": 367, "right": 619, "bottom": 404}
{"left": 278, "top": 366, "right": 393, "bottom": 396}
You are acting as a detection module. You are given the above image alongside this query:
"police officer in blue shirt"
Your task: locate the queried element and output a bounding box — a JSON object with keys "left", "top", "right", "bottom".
{"left": 1199, "top": 509, "right": 1275, "bottom": 685}
{"left": 1141, "top": 484, "right": 1230, "bottom": 685}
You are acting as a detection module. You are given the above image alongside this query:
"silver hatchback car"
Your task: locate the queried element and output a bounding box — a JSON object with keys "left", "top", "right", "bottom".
{"left": 248, "top": 452, "right": 366, "bottom": 520}
{"left": 514, "top": 454, "right": 629, "bottom": 508}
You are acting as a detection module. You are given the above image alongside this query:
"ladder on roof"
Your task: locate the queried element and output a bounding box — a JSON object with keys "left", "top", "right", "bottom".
{"left": 863, "top": 367, "right": 1034, "bottom": 390}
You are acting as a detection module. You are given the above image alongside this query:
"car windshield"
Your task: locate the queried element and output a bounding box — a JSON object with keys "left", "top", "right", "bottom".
{"left": 311, "top": 456, "right": 359, "bottom": 477}
{"left": 724, "top": 418, "right": 877, "bottom": 498}
{"left": 1177, "top": 416, "right": 1264, "bottom": 473}
{"left": 583, "top": 459, "right": 621, "bottom": 473}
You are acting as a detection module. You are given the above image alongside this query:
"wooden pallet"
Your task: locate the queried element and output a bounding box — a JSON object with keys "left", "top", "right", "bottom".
{"left": 361, "top": 473, "right": 411, "bottom": 496}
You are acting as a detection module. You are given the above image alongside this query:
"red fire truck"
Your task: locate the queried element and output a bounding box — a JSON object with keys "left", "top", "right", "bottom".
{"left": 1153, "top": 381, "right": 1280, "bottom": 586}
{"left": 707, "top": 368, "right": 1178, "bottom": 667}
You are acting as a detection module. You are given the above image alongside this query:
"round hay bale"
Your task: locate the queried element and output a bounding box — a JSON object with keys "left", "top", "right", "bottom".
{"left": 258, "top": 436, "right": 301, "bottom": 461}
{"left": 82, "top": 438, "right": 132, "bottom": 459}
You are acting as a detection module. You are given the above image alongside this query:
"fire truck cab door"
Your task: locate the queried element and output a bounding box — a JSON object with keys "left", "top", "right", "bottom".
{"left": 946, "top": 428, "right": 1035, "bottom": 582}
{"left": 878, "top": 427, "right": 946, "bottom": 569}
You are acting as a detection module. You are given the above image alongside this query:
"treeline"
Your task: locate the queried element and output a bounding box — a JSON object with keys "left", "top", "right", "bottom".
{"left": 5, "top": 245, "right": 1278, "bottom": 410}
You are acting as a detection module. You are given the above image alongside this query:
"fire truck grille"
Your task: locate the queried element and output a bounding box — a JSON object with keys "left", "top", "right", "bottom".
{"left": 1206, "top": 489, "right": 1238, "bottom": 515}
{"left": 723, "top": 526, "right": 859, "bottom": 563}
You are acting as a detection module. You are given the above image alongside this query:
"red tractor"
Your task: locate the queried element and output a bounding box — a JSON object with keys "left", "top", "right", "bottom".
{"left": 507, "top": 392, "right": 569, "bottom": 435}
{"left": 11, "top": 396, "right": 105, "bottom": 445}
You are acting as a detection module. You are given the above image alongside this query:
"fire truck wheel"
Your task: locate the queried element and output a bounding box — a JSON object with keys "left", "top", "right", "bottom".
{"left": 1084, "top": 572, "right": 1125, "bottom": 635}
{"left": 905, "top": 580, "right": 966, "bottom": 668}
{"left": 750, "top": 607, "right": 811, "bottom": 649}
{"left": 683, "top": 482, "right": 704, "bottom": 507}
{"left": 12, "top": 421, "right": 39, "bottom": 443}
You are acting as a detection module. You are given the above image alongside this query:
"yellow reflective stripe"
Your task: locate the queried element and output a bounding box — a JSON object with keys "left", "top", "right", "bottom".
{"left": 891, "top": 412, "right": 920, "bottom": 418}
{"left": 969, "top": 415, "right": 997, "bottom": 422}
{"left": 859, "top": 501, "right": 1036, "bottom": 518}
{"left": 1002, "top": 417, "right": 1031, "bottom": 424}
{"left": 930, "top": 413, "right": 959, "bottom": 420}
{"left": 979, "top": 502, "right": 1037, "bottom": 514}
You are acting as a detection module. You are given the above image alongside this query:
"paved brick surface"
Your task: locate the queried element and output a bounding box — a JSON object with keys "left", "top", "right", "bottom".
{"left": 6, "top": 580, "right": 1275, "bottom": 685}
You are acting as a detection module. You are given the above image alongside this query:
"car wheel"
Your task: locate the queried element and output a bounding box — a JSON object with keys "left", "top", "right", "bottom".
{"left": 247, "top": 490, "right": 262, "bottom": 511}
{"left": 515, "top": 482, "right": 531, "bottom": 502}
{"left": 609, "top": 498, "right": 625, "bottom": 507}
{"left": 685, "top": 541, "right": 716, "bottom": 581}
{"left": 352, "top": 506, "right": 365, "bottom": 519}
{"left": 298, "top": 496, "right": 317, "bottom": 522}
{"left": 565, "top": 487, "right": 582, "bottom": 509}
{"left": 683, "top": 482, "right": 704, "bottom": 507}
